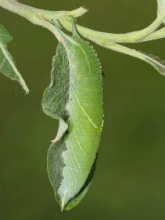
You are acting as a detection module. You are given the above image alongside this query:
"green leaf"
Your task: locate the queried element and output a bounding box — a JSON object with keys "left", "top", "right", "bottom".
{"left": 0, "top": 24, "right": 29, "bottom": 93}
{"left": 42, "top": 20, "right": 103, "bottom": 210}
{"left": 157, "top": 0, "right": 165, "bottom": 24}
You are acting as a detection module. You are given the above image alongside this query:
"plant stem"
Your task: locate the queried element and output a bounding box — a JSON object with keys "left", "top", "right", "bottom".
{"left": 59, "top": 17, "right": 165, "bottom": 45}
{"left": 138, "top": 27, "right": 165, "bottom": 42}
{"left": 103, "top": 43, "right": 165, "bottom": 75}
{"left": 0, "top": 0, "right": 88, "bottom": 26}
{"left": 0, "top": 0, "right": 165, "bottom": 46}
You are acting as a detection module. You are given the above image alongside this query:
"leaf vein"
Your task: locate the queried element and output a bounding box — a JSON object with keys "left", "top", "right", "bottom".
{"left": 74, "top": 94, "right": 98, "bottom": 129}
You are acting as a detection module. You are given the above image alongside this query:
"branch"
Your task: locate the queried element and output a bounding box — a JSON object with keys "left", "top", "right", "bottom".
{"left": 0, "top": 0, "right": 88, "bottom": 26}
{"left": 0, "top": 0, "right": 165, "bottom": 47}
{"left": 59, "top": 14, "right": 165, "bottom": 45}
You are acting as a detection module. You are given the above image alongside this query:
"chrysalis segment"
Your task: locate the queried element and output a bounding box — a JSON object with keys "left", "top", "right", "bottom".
{"left": 42, "top": 19, "right": 103, "bottom": 210}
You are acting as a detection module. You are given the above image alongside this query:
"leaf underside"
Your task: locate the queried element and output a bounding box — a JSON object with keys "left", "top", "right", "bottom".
{"left": 0, "top": 24, "right": 29, "bottom": 93}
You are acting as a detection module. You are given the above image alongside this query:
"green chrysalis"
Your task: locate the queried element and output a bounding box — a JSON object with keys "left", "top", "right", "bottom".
{"left": 42, "top": 18, "right": 103, "bottom": 210}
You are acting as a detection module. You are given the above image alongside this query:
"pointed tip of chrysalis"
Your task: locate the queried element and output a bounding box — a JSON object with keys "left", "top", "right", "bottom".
{"left": 61, "top": 205, "right": 64, "bottom": 212}
{"left": 60, "top": 191, "right": 68, "bottom": 211}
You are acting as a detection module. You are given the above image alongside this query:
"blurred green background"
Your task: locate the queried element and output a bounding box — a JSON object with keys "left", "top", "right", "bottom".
{"left": 0, "top": 0, "right": 165, "bottom": 219}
